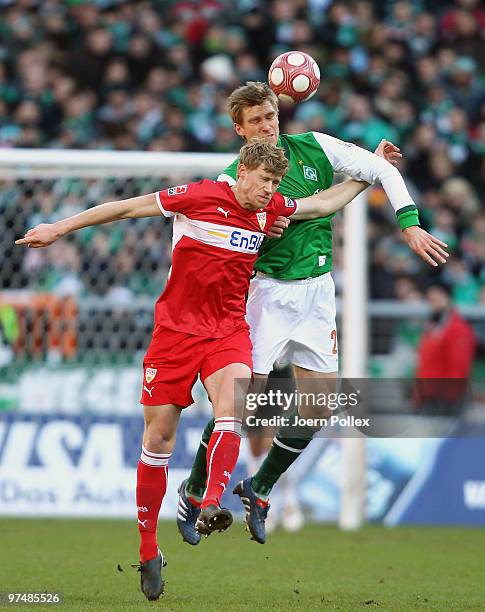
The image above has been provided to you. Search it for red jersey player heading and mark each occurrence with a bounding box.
[15,141,400,600]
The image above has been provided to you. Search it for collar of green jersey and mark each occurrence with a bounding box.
[278,135,291,161]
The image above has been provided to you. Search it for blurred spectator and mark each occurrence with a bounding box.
[440,177,480,225]
[414,282,476,413]
[341,94,399,150]
[65,27,115,91]
[442,256,481,304]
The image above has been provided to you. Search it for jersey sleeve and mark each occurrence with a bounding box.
[217,157,238,186]
[312,131,420,228]
[156,181,200,217]
[275,193,298,217]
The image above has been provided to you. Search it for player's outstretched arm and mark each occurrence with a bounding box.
[266,139,401,238]
[15,193,160,248]
[309,133,449,266]
[290,179,369,220]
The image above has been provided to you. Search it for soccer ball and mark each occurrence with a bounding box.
[268,51,320,104]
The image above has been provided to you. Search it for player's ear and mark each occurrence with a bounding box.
[234,123,245,138]
[237,163,247,179]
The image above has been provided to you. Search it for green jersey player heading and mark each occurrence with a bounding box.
[219,81,446,270]
[177,82,448,547]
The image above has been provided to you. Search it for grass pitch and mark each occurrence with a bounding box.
[1,519,484,611]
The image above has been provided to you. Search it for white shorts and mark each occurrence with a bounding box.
[246,272,338,375]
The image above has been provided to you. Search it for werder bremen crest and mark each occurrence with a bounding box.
[145,367,157,383]
[257,212,267,231]
[303,165,318,181]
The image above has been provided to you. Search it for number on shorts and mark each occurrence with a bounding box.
[331,329,337,354]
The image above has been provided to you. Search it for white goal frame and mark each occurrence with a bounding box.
[0,147,368,528]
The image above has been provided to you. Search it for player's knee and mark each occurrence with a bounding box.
[213,395,244,419]
[214,403,240,420]
[143,424,176,454]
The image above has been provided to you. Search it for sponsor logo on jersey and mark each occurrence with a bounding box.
[145,368,157,383]
[207,230,229,239]
[256,212,267,231]
[206,227,264,252]
[286,198,295,208]
[230,230,264,252]
[303,165,318,181]
[174,217,265,254]
[168,184,188,196]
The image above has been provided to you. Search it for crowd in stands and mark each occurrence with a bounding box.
[1,0,484,308]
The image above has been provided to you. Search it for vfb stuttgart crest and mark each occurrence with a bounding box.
[256,212,267,231]
[145,367,157,383]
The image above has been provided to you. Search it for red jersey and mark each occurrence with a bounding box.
[155,179,297,337]
[415,309,476,405]
[416,310,476,379]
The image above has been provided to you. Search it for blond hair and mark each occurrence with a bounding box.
[228,81,278,125]
[238,140,288,178]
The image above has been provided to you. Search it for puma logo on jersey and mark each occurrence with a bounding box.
[144,386,154,398]
[138,519,148,528]
[217,207,230,218]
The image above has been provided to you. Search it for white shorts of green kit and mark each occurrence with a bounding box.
[246,272,339,375]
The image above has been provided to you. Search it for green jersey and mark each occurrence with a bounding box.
[220,131,420,279]
[221,132,335,279]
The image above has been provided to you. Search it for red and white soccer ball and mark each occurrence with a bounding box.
[268,51,320,104]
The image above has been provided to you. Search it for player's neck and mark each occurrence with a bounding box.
[231,184,259,212]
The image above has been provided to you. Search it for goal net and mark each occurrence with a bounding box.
[0,149,232,370]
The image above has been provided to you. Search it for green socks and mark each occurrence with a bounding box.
[185,417,314,501]
[251,435,312,499]
[185,417,215,499]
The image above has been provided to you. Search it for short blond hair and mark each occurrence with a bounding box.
[228,82,278,125]
[238,140,288,178]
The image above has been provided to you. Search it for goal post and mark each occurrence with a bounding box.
[339,190,368,530]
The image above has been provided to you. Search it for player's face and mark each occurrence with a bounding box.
[234,101,280,145]
[237,164,282,210]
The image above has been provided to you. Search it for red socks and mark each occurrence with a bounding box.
[137,416,241,558]
[136,446,171,563]
[202,417,242,509]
